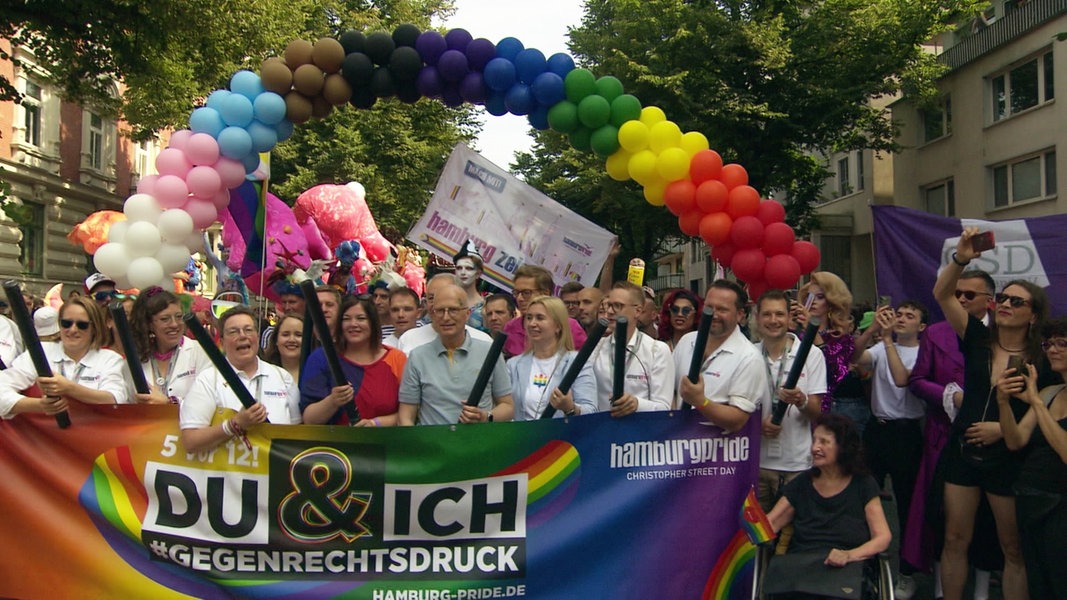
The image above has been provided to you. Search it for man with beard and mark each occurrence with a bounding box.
[576,287,604,335]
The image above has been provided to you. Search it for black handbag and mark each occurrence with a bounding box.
[959,389,1011,468]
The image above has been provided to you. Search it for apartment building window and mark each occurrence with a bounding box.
[991,50,1054,122]
[855,151,865,191]
[837,157,850,196]
[135,140,157,177]
[22,81,42,147]
[819,236,851,289]
[922,96,952,142]
[88,113,105,170]
[992,149,1056,207]
[19,202,45,276]
[923,179,956,216]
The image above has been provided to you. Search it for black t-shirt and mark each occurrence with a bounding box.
[955,315,1031,438]
[783,471,880,553]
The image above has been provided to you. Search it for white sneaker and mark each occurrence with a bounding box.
[894,574,917,599]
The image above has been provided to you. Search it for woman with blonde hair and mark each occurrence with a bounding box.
[507,296,597,420]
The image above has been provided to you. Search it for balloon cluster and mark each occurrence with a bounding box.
[93,193,199,290]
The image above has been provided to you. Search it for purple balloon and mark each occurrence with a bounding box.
[459,72,487,104]
[465,38,497,72]
[485,91,508,116]
[437,49,469,82]
[483,58,516,92]
[445,28,473,52]
[415,31,447,66]
[495,37,524,62]
[416,65,444,98]
[547,52,576,78]
[505,83,536,116]
[514,49,547,85]
[441,83,464,107]
[531,72,565,105]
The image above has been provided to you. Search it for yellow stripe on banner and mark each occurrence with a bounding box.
[97,455,144,538]
[528,445,579,493]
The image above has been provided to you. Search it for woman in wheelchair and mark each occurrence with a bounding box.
[763,413,892,599]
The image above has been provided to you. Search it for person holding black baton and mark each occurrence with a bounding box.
[128,287,213,405]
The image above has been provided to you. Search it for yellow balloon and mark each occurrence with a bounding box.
[605,150,632,181]
[648,121,682,154]
[617,120,649,153]
[680,131,710,156]
[656,147,691,182]
[639,106,667,127]
[644,179,667,206]
[628,150,658,185]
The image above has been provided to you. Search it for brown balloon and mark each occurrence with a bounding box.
[312,38,345,74]
[311,95,333,119]
[292,64,325,96]
[284,92,313,124]
[260,57,293,94]
[322,74,353,105]
[284,39,314,68]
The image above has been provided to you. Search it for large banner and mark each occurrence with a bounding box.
[0,404,759,599]
[872,204,1067,319]
[406,143,617,291]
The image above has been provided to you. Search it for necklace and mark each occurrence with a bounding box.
[997,340,1026,353]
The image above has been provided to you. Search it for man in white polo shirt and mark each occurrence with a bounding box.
[397,274,490,354]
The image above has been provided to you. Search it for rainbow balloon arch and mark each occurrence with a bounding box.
[91,24,820,296]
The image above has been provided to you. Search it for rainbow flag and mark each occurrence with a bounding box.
[739,485,775,545]
[228,179,267,278]
[703,529,756,599]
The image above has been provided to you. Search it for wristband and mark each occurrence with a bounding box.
[372,417,382,427]
[701,397,710,407]
[221,419,234,437]
[951,251,970,267]
[565,407,577,417]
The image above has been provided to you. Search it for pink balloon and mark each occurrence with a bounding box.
[210,189,231,210]
[186,133,221,166]
[293,183,386,250]
[214,157,247,190]
[183,199,218,230]
[168,129,194,151]
[361,233,394,262]
[154,175,190,209]
[186,165,222,198]
[136,174,159,196]
[156,148,193,178]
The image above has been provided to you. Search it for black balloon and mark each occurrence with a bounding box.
[392,24,421,48]
[396,81,422,104]
[349,87,377,109]
[339,30,366,55]
[389,46,423,82]
[365,32,396,66]
[370,66,396,97]
[341,52,375,85]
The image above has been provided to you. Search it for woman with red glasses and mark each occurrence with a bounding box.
[0,297,127,418]
[933,227,1051,600]
[657,289,702,351]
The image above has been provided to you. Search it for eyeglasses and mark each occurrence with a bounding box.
[115,293,137,301]
[605,301,638,313]
[1042,339,1067,352]
[342,314,370,323]
[224,327,258,338]
[995,293,1031,308]
[513,289,540,299]
[670,305,694,317]
[60,319,91,331]
[432,306,468,317]
[154,313,184,325]
[93,290,117,303]
[563,300,580,308]
[955,290,991,301]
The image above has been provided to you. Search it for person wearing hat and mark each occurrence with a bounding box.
[33,306,61,344]
[453,240,487,333]
[85,273,117,306]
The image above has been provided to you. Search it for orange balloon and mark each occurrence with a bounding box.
[720,163,749,189]
[67,210,127,254]
[726,185,760,219]
[664,180,696,216]
[690,149,723,184]
[695,179,728,213]
[699,212,733,246]
[678,210,703,237]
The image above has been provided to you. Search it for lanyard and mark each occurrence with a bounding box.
[58,360,87,387]
[151,344,180,392]
[762,337,794,406]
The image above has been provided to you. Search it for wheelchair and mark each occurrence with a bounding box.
[751,541,896,600]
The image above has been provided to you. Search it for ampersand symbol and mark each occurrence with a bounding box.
[278,447,372,543]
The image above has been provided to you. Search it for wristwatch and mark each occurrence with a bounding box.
[565,407,577,416]
[487,411,494,422]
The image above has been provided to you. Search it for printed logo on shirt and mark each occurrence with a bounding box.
[172,369,196,380]
[532,373,549,388]
[79,374,101,382]
[625,373,649,382]
[263,389,288,398]
[705,370,722,378]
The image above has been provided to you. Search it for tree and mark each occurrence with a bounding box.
[515,0,983,270]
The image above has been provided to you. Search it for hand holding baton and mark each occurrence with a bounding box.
[611,317,628,404]
[4,280,70,428]
[465,331,508,409]
[183,313,260,412]
[683,306,716,410]
[298,280,357,422]
[541,318,608,419]
[109,302,150,395]
[771,316,821,425]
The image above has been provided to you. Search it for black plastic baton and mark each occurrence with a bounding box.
[465,331,508,409]
[109,301,150,395]
[683,306,716,410]
[298,280,356,422]
[771,316,821,425]
[611,316,628,403]
[183,313,258,410]
[4,280,70,428]
[298,303,313,371]
[540,319,607,419]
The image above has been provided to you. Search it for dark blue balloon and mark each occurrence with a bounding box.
[531,72,565,105]
[528,105,550,130]
[485,91,508,116]
[504,83,536,116]
[459,72,487,104]
[445,28,473,52]
[437,49,469,82]
[416,66,443,98]
[441,82,464,107]
[483,58,516,92]
[514,48,547,85]
[547,52,576,78]
[415,31,447,66]
[495,37,524,62]
[465,38,497,72]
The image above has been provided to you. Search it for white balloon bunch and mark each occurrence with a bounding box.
[93,193,199,290]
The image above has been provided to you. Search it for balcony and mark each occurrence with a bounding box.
[941,0,1067,71]
[648,273,686,292]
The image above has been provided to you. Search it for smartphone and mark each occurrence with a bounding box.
[878,294,892,308]
[971,231,996,253]
[1007,354,1026,375]
[803,292,816,311]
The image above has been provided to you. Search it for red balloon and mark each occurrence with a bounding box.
[756,199,786,225]
[726,185,760,219]
[664,179,696,216]
[746,280,769,303]
[699,212,732,246]
[730,248,766,283]
[678,210,703,237]
[730,215,764,249]
[695,179,728,213]
[765,254,802,289]
[792,240,821,274]
[762,222,796,256]
[720,163,748,189]
[710,242,735,268]
[690,149,723,184]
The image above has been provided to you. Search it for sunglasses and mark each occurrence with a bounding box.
[995,293,1031,308]
[93,290,117,302]
[60,319,91,331]
[670,305,694,317]
[1042,339,1067,352]
[954,290,991,301]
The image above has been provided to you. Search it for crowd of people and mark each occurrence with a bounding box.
[0,228,1065,600]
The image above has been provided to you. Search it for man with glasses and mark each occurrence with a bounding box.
[84,273,117,305]
[503,265,586,357]
[398,284,513,426]
[560,282,584,320]
[397,274,491,354]
[180,306,301,453]
[592,281,674,416]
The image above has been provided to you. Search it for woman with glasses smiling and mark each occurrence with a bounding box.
[0,297,127,418]
[129,287,213,405]
[657,289,703,351]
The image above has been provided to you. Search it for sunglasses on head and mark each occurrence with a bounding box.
[954,290,991,301]
[60,319,91,331]
[670,305,694,317]
[995,293,1031,308]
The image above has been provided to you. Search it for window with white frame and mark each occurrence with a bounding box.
[990,50,1054,122]
[18,202,45,276]
[88,113,105,170]
[923,179,955,216]
[21,80,42,147]
[991,149,1056,208]
[135,139,157,177]
[921,95,952,142]
[837,157,850,196]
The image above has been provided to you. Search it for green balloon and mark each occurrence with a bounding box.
[590,124,620,158]
[577,94,611,129]
[609,94,642,128]
[564,69,598,103]
[595,76,624,102]
[547,101,580,133]
[569,126,593,153]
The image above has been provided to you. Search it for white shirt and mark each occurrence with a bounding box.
[0,344,127,418]
[0,315,25,367]
[869,342,924,420]
[673,326,768,413]
[396,324,492,355]
[179,358,301,429]
[128,337,214,403]
[592,329,674,412]
[755,334,828,472]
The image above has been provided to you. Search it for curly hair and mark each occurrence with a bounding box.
[811,413,868,477]
[800,271,853,334]
[129,287,182,363]
[657,289,703,344]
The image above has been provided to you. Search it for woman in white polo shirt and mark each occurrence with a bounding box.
[129,287,213,405]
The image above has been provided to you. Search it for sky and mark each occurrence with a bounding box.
[435,0,585,170]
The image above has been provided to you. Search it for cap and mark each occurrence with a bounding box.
[453,239,483,264]
[642,286,656,300]
[34,306,59,337]
[858,311,875,331]
[84,272,115,293]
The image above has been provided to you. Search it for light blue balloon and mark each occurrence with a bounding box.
[217,126,253,159]
[252,92,287,126]
[219,94,254,128]
[275,119,295,142]
[230,70,265,100]
[205,89,232,111]
[247,120,278,153]
[189,107,225,137]
[241,151,261,174]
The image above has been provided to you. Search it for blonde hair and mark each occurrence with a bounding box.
[525,296,574,353]
[60,297,110,350]
[800,271,853,333]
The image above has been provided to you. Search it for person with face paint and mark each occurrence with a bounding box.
[453,240,487,333]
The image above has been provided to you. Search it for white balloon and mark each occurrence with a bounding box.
[157,243,192,274]
[123,193,162,223]
[185,231,206,253]
[108,221,129,244]
[114,275,133,291]
[124,221,162,258]
[93,242,131,278]
[127,256,165,290]
[157,209,195,244]
[346,181,366,199]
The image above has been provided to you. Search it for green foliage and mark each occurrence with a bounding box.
[0,179,35,227]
